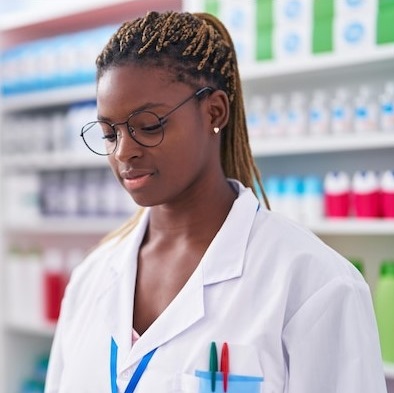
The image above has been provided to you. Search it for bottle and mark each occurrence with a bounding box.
[323,171,351,218]
[330,87,353,134]
[43,249,66,323]
[301,175,324,224]
[265,94,286,137]
[281,175,303,222]
[351,170,380,218]
[374,260,394,363]
[379,81,394,132]
[380,170,394,218]
[308,89,330,136]
[246,95,266,138]
[286,91,308,136]
[353,85,378,133]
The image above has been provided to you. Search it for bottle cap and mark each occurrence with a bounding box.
[380,261,394,276]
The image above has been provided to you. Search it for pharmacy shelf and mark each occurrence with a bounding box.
[251,133,394,157]
[2,152,107,170]
[5,217,394,236]
[240,45,394,82]
[5,319,56,338]
[2,84,97,112]
[0,0,181,48]
[5,217,127,235]
[309,219,394,236]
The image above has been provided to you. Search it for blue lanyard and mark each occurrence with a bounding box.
[110,337,157,393]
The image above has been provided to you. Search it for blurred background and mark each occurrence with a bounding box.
[0,0,393,392]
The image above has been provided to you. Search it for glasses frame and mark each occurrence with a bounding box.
[80,86,214,156]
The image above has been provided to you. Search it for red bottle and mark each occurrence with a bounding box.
[43,249,66,323]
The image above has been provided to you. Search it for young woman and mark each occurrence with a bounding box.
[45,11,387,393]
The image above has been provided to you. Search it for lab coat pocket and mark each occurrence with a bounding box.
[195,370,264,393]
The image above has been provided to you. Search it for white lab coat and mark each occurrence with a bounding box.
[45,180,387,393]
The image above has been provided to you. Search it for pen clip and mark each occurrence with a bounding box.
[209,342,218,392]
[220,342,229,392]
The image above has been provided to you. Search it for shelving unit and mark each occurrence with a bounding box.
[0,2,183,392]
[0,1,393,392]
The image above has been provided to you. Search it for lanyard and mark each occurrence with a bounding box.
[110,337,157,393]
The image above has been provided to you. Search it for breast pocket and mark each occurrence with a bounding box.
[192,342,264,393]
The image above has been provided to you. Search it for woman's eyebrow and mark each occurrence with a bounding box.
[97,102,167,122]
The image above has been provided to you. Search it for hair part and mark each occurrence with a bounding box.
[96,10,269,244]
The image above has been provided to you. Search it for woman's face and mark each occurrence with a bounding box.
[96,64,222,208]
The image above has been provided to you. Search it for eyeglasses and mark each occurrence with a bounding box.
[80,86,214,156]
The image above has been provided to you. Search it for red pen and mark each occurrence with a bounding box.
[220,342,229,392]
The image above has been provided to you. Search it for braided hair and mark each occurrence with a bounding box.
[96,11,269,243]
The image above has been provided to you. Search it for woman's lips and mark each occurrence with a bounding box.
[121,171,153,191]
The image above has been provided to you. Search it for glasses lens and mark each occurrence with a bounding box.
[81,121,116,156]
[128,111,164,147]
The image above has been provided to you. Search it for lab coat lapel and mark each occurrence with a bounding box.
[96,209,150,370]
[121,183,260,369]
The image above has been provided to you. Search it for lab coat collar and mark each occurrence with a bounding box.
[97,180,260,369]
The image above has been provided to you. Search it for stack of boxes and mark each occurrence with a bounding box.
[182,0,394,64]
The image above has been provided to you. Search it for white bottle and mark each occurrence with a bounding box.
[354,85,378,133]
[379,82,394,132]
[287,91,307,136]
[302,175,324,224]
[246,95,266,138]
[265,94,286,137]
[331,87,353,134]
[308,89,330,135]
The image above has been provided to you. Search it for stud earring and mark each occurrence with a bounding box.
[213,127,220,134]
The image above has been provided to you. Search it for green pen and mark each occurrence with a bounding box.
[209,342,218,392]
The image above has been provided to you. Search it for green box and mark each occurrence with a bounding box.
[312,18,333,54]
[313,0,334,19]
[377,7,394,44]
[256,27,274,61]
[378,0,394,8]
[256,0,273,28]
[204,0,220,16]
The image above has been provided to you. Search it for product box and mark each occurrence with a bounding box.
[312,17,334,53]
[334,14,376,53]
[377,3,394,44]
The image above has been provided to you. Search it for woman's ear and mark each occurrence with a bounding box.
[206,89,230,132]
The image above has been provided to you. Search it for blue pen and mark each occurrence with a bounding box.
[209,342,218,392]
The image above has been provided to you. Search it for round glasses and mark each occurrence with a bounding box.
[80,86,213,156]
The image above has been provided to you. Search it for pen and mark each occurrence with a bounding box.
[220,342,229,392]
[209,342,218,392]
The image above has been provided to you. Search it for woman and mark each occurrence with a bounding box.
[45,11,387,393]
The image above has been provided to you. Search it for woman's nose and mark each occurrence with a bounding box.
[114,126,142,161]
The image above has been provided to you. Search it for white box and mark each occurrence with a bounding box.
[334,14,376,53]
[274,0,312,26]
[274,25,311,60]
[335,0,377,17]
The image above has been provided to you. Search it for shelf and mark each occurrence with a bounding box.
[385,363,394,380]
[5,217,393,236]
[2,84,97,112]
[251,133,394,157]
[5,319,56,338]
[0,0,181,48]
[5,217,127,235]
[2,151,108,171]
[309,219,394,236]
[240,45,394,83]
